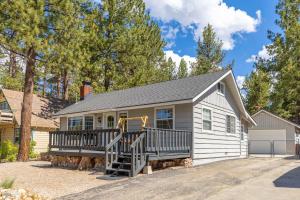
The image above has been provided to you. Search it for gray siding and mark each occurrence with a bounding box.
[250,111,296,154]
[127,108,154,131]
[193,81,246,165]
[175,104,193,131]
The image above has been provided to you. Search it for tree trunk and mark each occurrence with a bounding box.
[42,76,46,97]
[9,52,17,78]
[63,69,69,101]
[56,75,61,98]
[17,47,35,161]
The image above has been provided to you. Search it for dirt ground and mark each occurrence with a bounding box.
[1,158,300,199]
[58,157,300,200]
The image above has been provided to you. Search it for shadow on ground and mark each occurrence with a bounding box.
[273,166,300,188]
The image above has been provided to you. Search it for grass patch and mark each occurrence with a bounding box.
[0,178,15,189]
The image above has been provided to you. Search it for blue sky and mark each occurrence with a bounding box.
[144,0,280,87]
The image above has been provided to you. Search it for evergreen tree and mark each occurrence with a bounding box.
[0,0,87,161]
[243,63,271,115]
[177,58,188,79]
[191,24,225,75]
[159,57,176,81]
[266,0,300,123]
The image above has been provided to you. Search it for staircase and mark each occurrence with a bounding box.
[105,131,147,177]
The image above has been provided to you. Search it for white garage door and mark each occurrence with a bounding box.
[248,129,286,154]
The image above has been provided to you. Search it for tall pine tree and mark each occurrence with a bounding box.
[177,58,188,79]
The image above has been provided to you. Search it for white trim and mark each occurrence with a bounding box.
[252,110,300,129]
[154,105,175,129]
[225,114,236,134]
[192,70,231,102]
[103,112,117,129]
[83,115,94,130]
[55,99,191,118]
[201,105,213,133]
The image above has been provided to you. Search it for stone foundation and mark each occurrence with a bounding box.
[150,158,193,170]
[50,155,105,171]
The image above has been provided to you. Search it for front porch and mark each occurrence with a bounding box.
[49,127,192,176]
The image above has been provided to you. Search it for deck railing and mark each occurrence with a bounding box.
[49,129,120,152]
[144,127,192,156]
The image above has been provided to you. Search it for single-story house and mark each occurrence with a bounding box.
[53,69,256,169]
[0,89,67,153]
[248,110,300,155]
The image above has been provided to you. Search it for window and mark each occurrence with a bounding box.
[226,115,236,134]
[107,115,115,129]
[84,116,94,130]
[217,82,225,95]
[202,108,212,131]
[156,108,174,129]
[14,128,20,144]
[119,112,128,131]
[0,101,9,111]
[68,117,83,131]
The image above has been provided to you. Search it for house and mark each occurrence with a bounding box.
[248,110,300,155]
[51,69,256,176]
[0,89,67,153]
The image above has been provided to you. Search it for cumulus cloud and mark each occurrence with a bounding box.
[236,75,246,89]
[164,50,196,72]
[246,45,271,63]
[145,0,261,50]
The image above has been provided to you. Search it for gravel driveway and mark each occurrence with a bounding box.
[57,157,300,200]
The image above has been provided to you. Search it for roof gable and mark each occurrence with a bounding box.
[252,110,300,129]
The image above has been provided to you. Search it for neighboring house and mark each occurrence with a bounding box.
[0,89,67,153]
[249,110,300,155]
[54,69,256,166]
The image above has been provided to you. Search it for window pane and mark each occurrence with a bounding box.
[107,116,114,129]
[218,83,225,94]
[203,120,211,130]
[84,116,94,130]
[157,119,173,129]
[156,109,173,120]
[68,117,83,131]
[203,108,211,121]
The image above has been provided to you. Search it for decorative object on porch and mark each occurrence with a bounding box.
[117,116,150,132]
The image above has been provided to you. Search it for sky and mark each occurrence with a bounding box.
[144,0,280,88]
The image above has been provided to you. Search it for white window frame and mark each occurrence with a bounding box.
[226,115,236,134]
[118,111,128,132]
[83,115,94,130]
[154,105,175,129]
[67,116,83,131]
[202,106,213,133]
[104,112,117,129]
[217,82,225,96]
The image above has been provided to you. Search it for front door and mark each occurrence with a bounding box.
[104,112,116,129]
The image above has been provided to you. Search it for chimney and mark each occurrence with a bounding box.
[80,81,92,100]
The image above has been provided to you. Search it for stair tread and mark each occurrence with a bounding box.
[106,168,131,173]
[113,162,131,165]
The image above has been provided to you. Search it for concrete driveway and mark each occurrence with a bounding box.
[58,157,300,200]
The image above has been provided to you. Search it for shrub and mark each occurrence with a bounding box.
[0,140,18,162]
[0,178,15,189]
[29,141,38,159]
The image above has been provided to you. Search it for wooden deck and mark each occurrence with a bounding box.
[49,128,192,176]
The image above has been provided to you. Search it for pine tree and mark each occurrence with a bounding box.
[191,24,225,75]
[159,57,176,81]
[177,58,188,79]
[0,0,87,160]
[243,62,271,115]
[266,0,300,123]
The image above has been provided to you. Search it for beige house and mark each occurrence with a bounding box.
[0,89,66,153]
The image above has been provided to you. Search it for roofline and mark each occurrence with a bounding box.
[192,70,256,126]
[252,110,300,129]
[54,99,192,118]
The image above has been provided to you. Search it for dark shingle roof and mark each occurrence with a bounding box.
[55,70,230,116]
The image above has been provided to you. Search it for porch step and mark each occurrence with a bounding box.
[106,167,131,176]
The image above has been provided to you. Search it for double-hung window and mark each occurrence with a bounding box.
[68,117,83,131]
[217,82,225,95]
[226,115,236,134]
[156,107,174,129]
[202,108,212,131]
[84,116,94,130]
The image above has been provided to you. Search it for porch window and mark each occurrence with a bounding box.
[84,116,94,130]
[202,108,212,131]
[107,116,115,129]
[226,115,236,134]
[68,117,83,131]
[155,108,174,129]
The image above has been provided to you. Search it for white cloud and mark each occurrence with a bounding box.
[145,0,261,50]
[246,45,271,63]
[164,50,196,72]
[236,75,245,89]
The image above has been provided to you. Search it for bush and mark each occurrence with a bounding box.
[0,178,15,189]
[0,140,18,162]
[29,141,38,159]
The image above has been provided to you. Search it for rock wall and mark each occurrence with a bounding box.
[150,158,193,170]
[50,155,105,171]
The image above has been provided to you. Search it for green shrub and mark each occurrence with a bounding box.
[0,140,18,162]
[0,178,15,189]
[29,140,38,159]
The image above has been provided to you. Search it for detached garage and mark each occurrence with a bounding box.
[249,110,300,155]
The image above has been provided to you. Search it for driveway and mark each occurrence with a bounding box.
[58,157,300,200]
